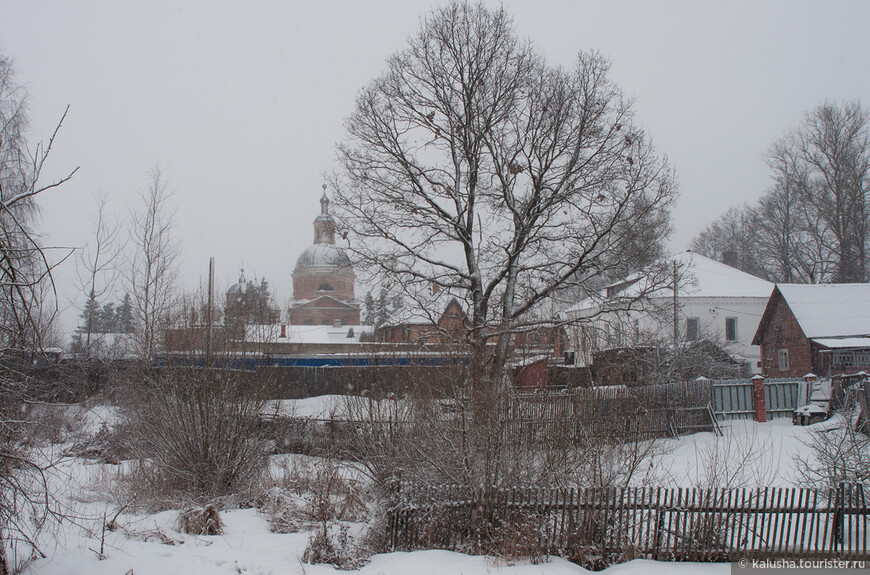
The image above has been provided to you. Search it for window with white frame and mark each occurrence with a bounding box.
[726,317,738,342]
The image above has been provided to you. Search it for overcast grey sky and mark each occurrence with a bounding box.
[3,0,869,333]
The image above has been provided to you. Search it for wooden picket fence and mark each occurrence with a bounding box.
[388,483,870,564]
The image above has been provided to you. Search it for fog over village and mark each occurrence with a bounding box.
[2,2,870,574]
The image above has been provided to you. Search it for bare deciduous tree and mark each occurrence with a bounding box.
[127,167,179,361]
[0,52,76,575]
[333,2,675,403]
[774,101,870,283]
[689,206,765,277]
[693,101,870,284]
[74,195,123,355]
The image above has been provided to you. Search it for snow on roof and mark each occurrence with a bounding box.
[564,250,773,315]
[670,251,774,299]
[293,243,352,272]
[776,283,870,338]
[245,323,372,344]
[812,337,870,350]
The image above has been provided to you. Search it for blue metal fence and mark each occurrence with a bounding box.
[710,377,804,420]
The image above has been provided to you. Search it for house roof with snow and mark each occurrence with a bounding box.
[564,250,774,316]
[668,251,774,299]
[753,283,870,343]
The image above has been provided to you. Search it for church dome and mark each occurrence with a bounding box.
[294,243,352,273]
[227,269,247,294]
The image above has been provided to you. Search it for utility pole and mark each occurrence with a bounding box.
[672,260,678,343]
[206,257,214,365]
[673,260,679,374]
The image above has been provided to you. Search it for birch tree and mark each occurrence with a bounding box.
[128,168,179,361]
[0,53,76,575]
[74,195,122,354]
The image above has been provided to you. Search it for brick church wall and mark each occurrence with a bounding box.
[293,273,355,302]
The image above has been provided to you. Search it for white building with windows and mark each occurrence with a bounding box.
[561,251,774,373]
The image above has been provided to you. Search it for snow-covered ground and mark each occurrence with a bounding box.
[29,513,730,575]
[263,395,406,420]
[20,405,831,575]
[652,417,815,488]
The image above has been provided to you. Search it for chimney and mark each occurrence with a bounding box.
[722,250,738,268]
[280,324,286,338]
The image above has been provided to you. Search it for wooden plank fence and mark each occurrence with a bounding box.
[506,381,719,440]
[264,377,819,458]
[388,483,870,564]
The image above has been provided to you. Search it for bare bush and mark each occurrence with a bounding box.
[490,511,548,565]
[338,366,666,564]
[344,372,664,493]
[120,366,270,508]
[69,421,132,465]
[794,405,870,489]
[273,457,371,570]
[685,424,780,490]
[259,458,367,534]
[302,523,366,570]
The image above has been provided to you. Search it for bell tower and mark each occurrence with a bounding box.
[313,184,335,245]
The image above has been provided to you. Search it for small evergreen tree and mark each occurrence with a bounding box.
[363,292,375,326]
[78,290,101,336]
[376,290,389,327]
[100,302,116,333]
[118,292,135,333]
[391,294,404,314]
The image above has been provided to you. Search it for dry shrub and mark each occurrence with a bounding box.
[794,405,870,489]
[262,457,372,569]
[340,368,665,566]
[259,487,306,533]
[120,366,270,508]
[491,511,548,565]
[70,422,133,464]
[259,458,367,533]
[618,541,639,563]
[177,504,223,535]
[302,524,366,570]
[25,403,87,445]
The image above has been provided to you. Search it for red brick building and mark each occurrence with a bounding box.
[289,188,360,326]
[377,297,566,359]
[752,284,870,378]
[377,298,468,344]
